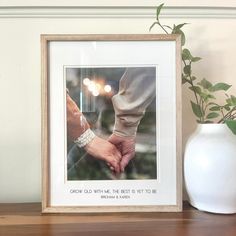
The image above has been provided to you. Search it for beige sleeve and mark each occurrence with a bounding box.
[112,67,156,137]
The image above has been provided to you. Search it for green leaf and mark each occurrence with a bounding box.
[226,95,236,106]
[179,29,186,46]
[184,65,191,75]
[209,106,221,111]
[208,102,219,106]
[162,24,173,30]
[226,120,236,135]
[210,83,232,92]
[230,95,236,103]
[198,93,215,103]
[226,98,233,106]
[156,4,164,21]
[191,76,197,81]
[182,74,190,84]
[206,112,219,119]
[191,101,203,118]
[197,78,212,90]
[182,77,188,84]
[200,92,208,101]
[173,28,185,46]
[182,49,201,62]
[224,105,231,111]
[189,86,202,95]
[182,48,192,60]
[175,23,188,30]
[207,94,216,99]
[191,57,202,62]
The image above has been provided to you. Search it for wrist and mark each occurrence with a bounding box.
[113,118,138,137]
[111,133,135,141]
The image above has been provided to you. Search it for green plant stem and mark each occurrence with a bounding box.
[159,20,201,114]
[220,108,225,120]
[204,103,210,115]
[183,60,200,106]
[227,111,236,120]
[158,22,169,34]
[218,107,236,123]
[159,20,202,119]
[202,99,209,122]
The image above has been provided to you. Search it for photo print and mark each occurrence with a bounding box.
[66,66,157,181]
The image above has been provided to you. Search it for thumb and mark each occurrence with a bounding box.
[108,134,121,145]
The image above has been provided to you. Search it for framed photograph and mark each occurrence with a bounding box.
[41,34,182,213]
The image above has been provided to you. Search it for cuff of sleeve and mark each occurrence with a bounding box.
[113,118,138,137]
[74,128,96,148]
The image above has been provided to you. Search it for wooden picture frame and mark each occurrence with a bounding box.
[41,34,182,213]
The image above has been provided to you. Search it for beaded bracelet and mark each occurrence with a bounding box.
[74,128,96,148]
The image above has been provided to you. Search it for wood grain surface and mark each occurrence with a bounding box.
[1,202,236,236]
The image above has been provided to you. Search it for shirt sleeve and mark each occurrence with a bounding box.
[66,94,90,141]
[111,67,156,137]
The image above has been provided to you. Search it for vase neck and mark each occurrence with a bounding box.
[197,124,228,134]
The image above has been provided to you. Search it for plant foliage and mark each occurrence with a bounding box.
[150,4,236,132]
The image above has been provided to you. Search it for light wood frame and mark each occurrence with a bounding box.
[41,34,182,213]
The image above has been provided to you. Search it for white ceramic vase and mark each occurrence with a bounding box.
[184,124,236,214]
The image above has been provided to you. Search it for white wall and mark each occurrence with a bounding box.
[0,1,236,202]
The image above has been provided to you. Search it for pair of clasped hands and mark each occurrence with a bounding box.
[67,94,135,174]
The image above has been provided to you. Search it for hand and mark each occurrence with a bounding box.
[108,134,135,172]
[67,94,121,173]
[84,136,122,173]
[66,94,89,141]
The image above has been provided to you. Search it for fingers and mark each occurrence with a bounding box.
[104,144,122,173]
[86,136,122,174]
[114,162,121,174]
[108,160,120,174]
[120,153,135,172]
[113,154,122,174]
[108,134,136,173]
[112,146,122,162]
[109,148,122,174]
[106,162,114,171]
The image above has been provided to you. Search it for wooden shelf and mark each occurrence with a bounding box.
[0,202,236,236]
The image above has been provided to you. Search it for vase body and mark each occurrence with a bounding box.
[184,124,236,214]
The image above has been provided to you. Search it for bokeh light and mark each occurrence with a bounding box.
[104,84,112,93]
[83,78,90,86]
[88,81,96,92]
[92,90,100,96]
